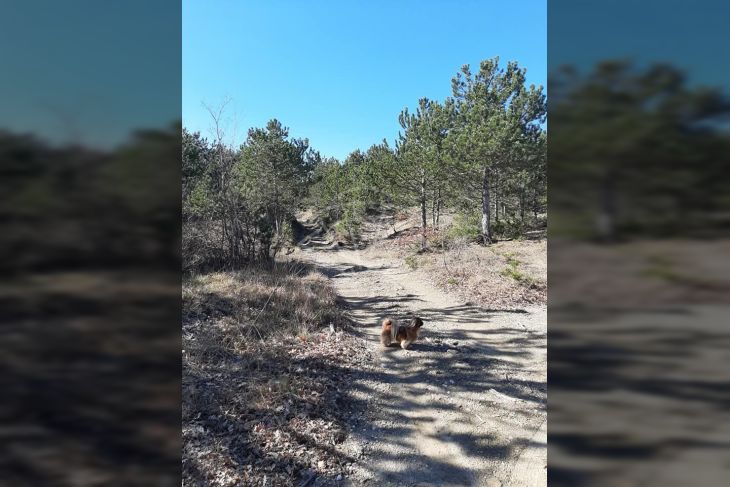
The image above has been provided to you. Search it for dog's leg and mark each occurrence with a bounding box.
[400,339,411,350]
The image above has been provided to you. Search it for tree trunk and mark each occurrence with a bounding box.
[420,171,427,250]
[436,188,442,228]
[519,189,526,222]
[481,166,492,245]
[494,177,500,223]
[221,217,229,269]
[431,192,437,227]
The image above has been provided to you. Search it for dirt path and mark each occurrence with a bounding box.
[297,229,546,486]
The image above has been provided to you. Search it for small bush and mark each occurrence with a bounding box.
[404,254,419,269]
[444,213,533,243]
[334,219,361,243]
[183,221,227,274]
[447,212,482,242]
[271,220,296,255]
[493,218,528,240]
[500,254,536,286]
[333,221,345,238]
[501,265,530,284]
[503,252,520,266]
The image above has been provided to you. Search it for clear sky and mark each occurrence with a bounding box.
[0,0,180,148]
[183,0,546,160]
[549,0,729,89]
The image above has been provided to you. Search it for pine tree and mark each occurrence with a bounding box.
[450,58,546,244]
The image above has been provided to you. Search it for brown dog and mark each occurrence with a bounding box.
[380,316,424,349]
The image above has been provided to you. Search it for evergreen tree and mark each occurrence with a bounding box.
[450,57,546,243]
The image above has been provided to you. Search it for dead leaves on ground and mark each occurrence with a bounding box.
[183,327,370,487]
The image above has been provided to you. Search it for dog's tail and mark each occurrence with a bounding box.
[381,318,394,346]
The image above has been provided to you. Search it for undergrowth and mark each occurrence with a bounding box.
[183,262,365,486]
[183,262,344,340]
[500,253,536,286]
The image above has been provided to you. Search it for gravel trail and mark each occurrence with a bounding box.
[298,233,547,487]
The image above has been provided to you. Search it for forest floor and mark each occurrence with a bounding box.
[293,213,547,486]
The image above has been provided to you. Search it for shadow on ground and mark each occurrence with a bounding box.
[549,305,730,485]
[2,271,180,485]
[297,258,547,485]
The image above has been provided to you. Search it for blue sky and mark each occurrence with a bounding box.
[550,0,729,88]
[0,0,180,148]
[183,0,547,159]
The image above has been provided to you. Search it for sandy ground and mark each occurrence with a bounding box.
[295,225,547,486]
[548,305,730,486]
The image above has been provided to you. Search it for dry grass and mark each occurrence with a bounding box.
[361,206,547,310]
[371,216,547,308]
[550,239,730,309]
[423,238,547,308]
[183,263,346,340]
[183,263,369,486]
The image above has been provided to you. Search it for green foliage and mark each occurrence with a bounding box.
[500,254,534,285]
[334,219,360,242]
[183,119,314,271]
[404,254,419,269]
[389,99,454,247]
[449,57,547,243]
[185,57,550,274]
[309,157,346,222]
[308,147,384,242]
[492,218,527,240]
[319,58,549,249]
[550,60,730,240]
[447,212,482,241]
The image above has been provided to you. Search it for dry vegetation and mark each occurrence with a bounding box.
[367,210,547,309]
[183,264,344,339]
[182,264,370,486]
[2,271,180,485]
[426,238,547,308]
[550,239,730,309]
